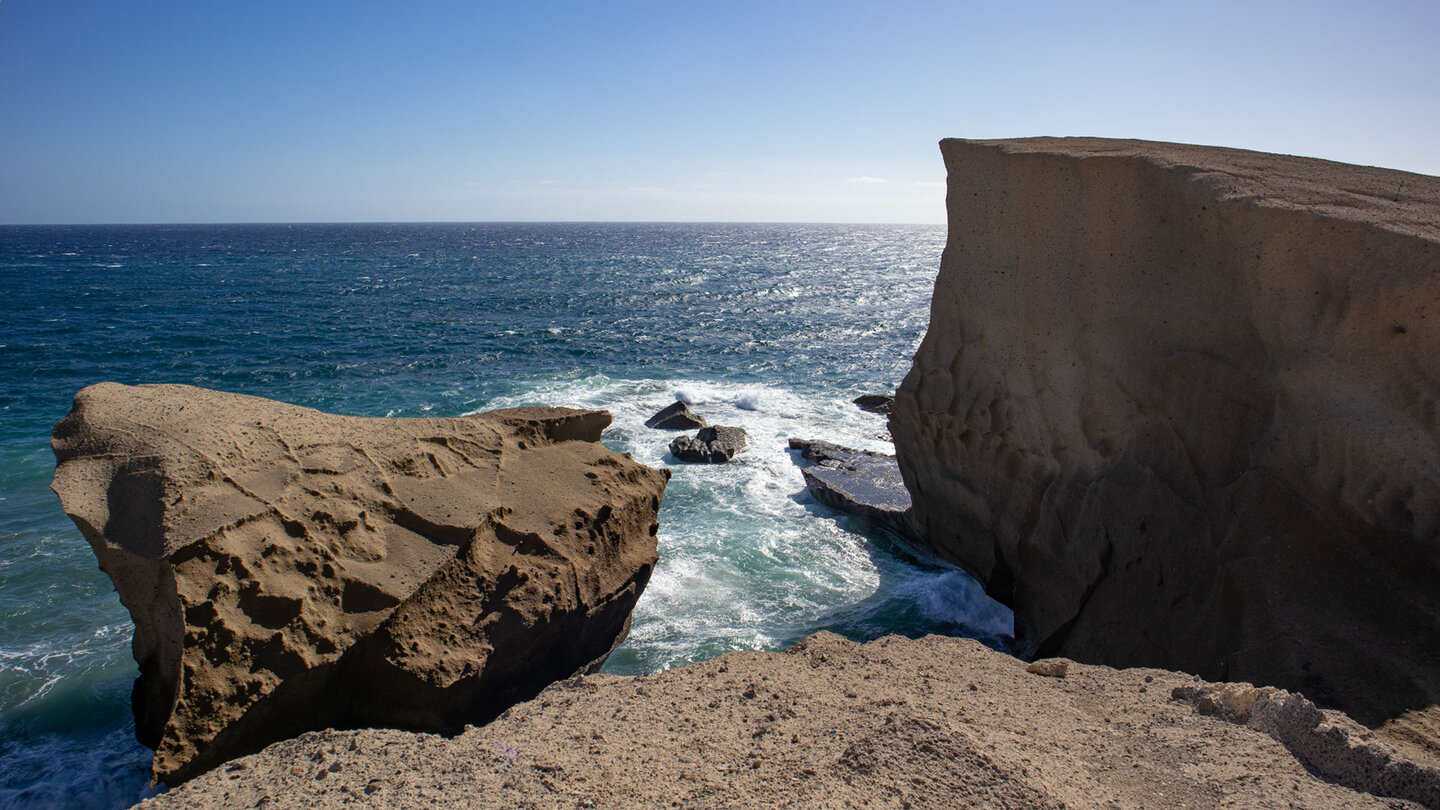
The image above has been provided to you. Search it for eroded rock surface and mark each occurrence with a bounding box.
[51,383,668,784]
[1174,683,1440,808]
[144,632,1440,810]
[891,137,1440,744]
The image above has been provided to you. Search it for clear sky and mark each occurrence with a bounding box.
[1,0,1436,224]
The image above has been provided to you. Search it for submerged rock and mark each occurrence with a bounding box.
[787,438,918,542]
[891,136,1440,741]
[852,394,894,414]
[644,401,708,430]
[50,382,669,785]
[669,425,749,463]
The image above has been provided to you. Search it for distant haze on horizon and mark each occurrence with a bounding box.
[1,1,1436,226]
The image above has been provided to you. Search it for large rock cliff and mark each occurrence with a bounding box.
[891,138,1440,746]
[51,383,668,784]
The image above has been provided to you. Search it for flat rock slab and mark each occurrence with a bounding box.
[50,383,669,785]
[789,438,918,541]
[143,632,1440,810]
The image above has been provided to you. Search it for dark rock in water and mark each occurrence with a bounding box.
[788,438,918,542]
[645,401,708,430]
[670,426,748,463]
[852,395,894,415]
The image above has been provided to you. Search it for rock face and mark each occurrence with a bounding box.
[669,425,748,463]
[787,438,918,542]
[644,401,708,430]
[891,137,1440,742]
[143,632,1440,810]
[50,383,669,785]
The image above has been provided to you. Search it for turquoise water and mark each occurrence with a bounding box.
[0,223,1011,807]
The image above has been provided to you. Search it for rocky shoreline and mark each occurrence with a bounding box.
[49,137,1440,807]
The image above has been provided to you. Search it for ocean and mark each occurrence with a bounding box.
[0,223,1011,808]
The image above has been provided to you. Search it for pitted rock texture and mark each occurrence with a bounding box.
[891,137,1440,745]
[50,383,668,785]
[143,632,1438,810]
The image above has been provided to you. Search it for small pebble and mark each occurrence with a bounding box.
[1026,659,1069,678]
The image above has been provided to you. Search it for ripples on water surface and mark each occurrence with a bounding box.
[0,223,1010,808]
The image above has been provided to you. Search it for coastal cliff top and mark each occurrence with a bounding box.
[942,137,1440,242]
[142,632,1437,809]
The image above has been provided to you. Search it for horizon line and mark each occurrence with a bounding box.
[0,219,947,228]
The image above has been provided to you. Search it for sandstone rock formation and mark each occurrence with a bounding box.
[644,401,708,430]
[141,632,1440,810]
[50,383,668,785]
[669,425,748,463]
[788,438,919,542]
[891,137,1440,748]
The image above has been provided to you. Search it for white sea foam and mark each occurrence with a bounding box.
[480,375,1010,673]
[733,393,763,411]
[0,623,133,708]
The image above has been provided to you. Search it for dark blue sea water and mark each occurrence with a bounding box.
[0,223,1010,808]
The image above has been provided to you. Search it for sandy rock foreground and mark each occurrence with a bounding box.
[145,632,1439,809]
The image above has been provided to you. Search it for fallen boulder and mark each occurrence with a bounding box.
[891,137,1440,746]
[787,438,918,542]
[669,425,748,463]
[644,401,708,430]
[50,382,669,785]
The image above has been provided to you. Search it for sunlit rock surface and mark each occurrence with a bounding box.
[51,383,668,784]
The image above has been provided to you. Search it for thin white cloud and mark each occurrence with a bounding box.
[845,176,888,185]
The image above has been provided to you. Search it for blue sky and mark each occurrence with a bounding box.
[1,1,1436,224]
